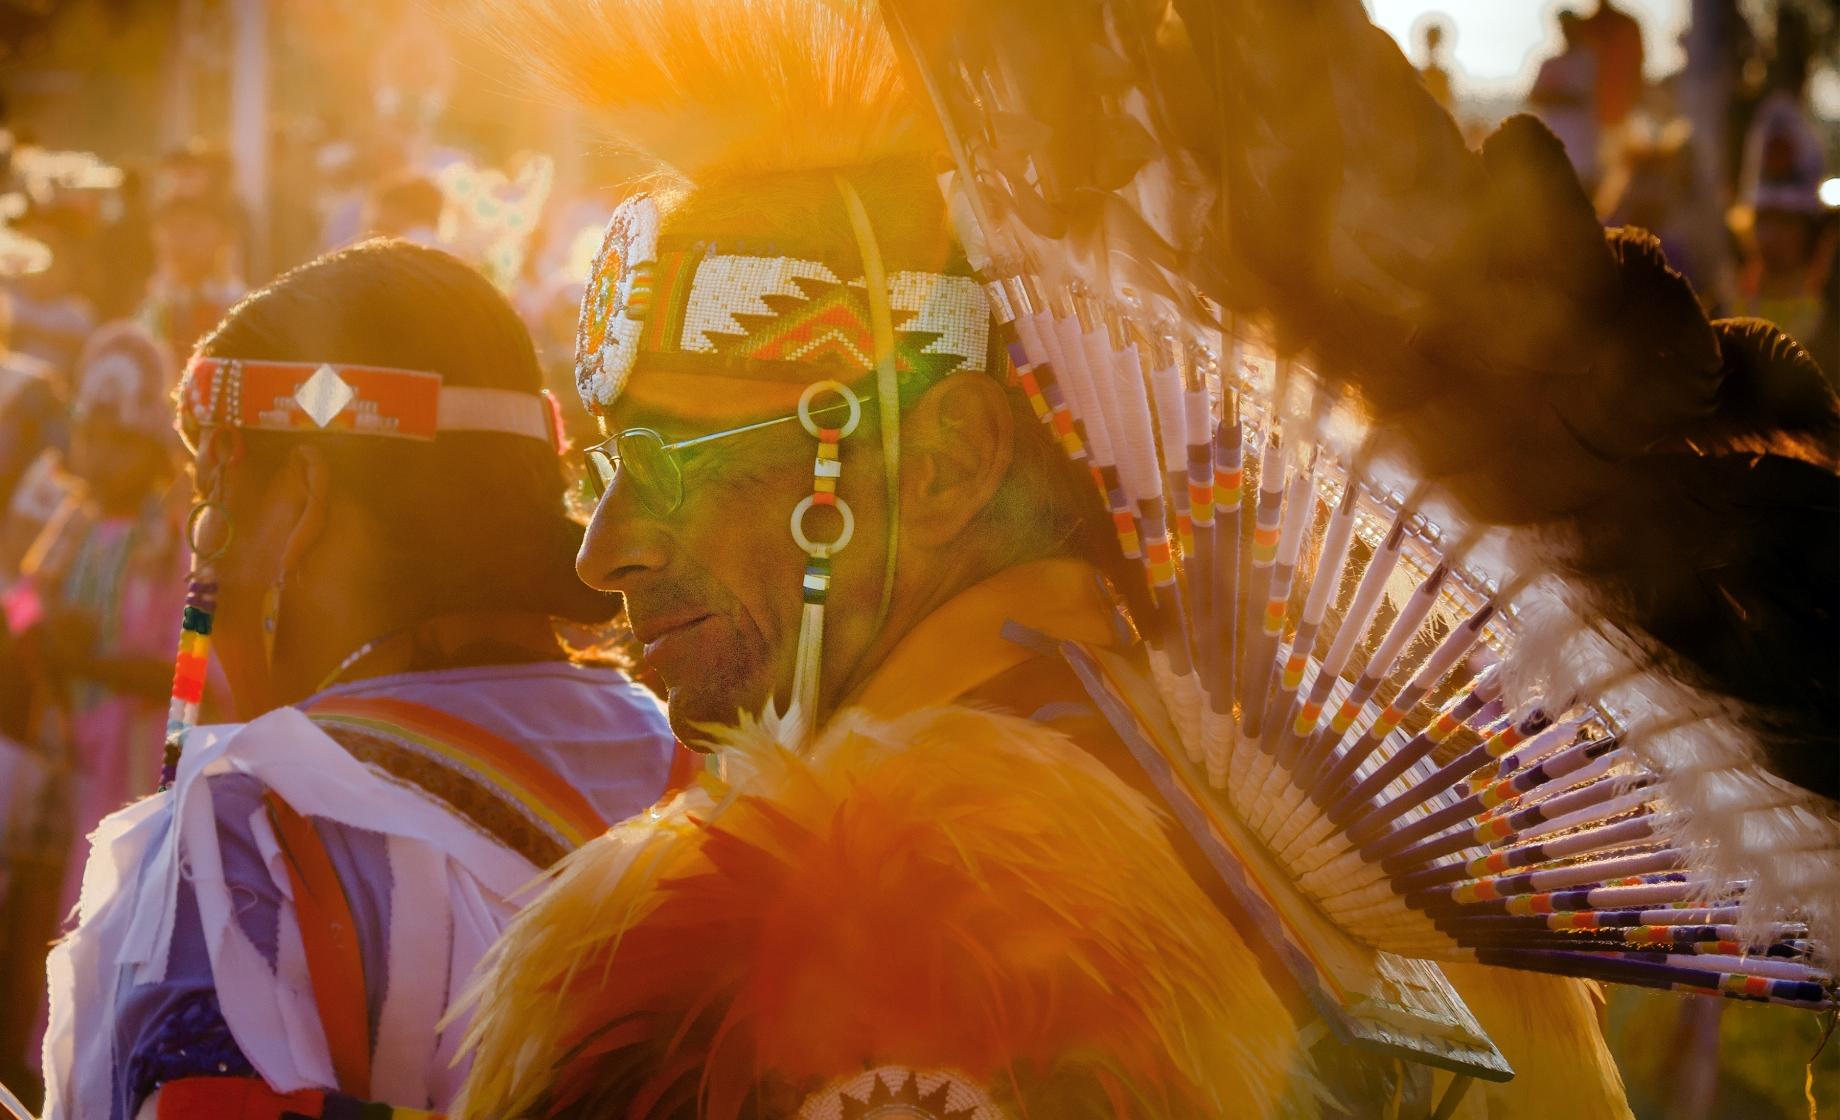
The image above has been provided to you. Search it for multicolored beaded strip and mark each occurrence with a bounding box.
[163,359,239,789]
[783,379,862,745]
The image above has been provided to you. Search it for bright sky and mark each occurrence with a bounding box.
[1365,1,1690,97]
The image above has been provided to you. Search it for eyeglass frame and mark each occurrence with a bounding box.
[582,392,875,516]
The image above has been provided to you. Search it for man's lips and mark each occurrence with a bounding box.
[637,613,714,665]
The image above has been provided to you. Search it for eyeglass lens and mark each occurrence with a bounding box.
[616,429,679,514]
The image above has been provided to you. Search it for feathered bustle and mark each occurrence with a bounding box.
[881,0,1840,803]
[454,706,1326,1118]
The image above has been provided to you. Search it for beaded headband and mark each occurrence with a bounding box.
[180,357,562,449]
[573,194,992,416]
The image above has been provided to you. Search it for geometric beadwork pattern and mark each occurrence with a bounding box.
[574,194,990,415]
[700,273,981,387]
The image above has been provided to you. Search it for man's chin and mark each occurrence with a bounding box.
[663,681,772,747]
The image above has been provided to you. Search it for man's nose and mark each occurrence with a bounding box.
[576,474,669,592]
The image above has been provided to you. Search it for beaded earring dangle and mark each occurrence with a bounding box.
[781,379,863,746]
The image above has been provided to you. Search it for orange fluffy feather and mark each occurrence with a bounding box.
[454,706,1327,1118]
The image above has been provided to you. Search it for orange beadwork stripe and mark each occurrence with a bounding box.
[1281,654,1307,690]
[1370,706,1404,739]
[638,253,691,352]
[173,653,209,703]
[1486,724,1528,757]
[1479,779,1516,809]
[304,696,609,847]
[1466,851,1512,877]
[1720,974,1769,997]
[1329,700,1359,734]
[1293,702,1322,735]
[1474,815,1515,843]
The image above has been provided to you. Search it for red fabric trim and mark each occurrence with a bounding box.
[155,1077,326,1120]
[264,793,373,1097]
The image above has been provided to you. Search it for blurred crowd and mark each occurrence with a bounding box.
[1418,1,1839,379]
[0,46,617,1089]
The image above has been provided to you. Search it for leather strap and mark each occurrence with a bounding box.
[263,792,373,1098]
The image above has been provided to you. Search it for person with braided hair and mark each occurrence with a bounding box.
[41,242,679,1120]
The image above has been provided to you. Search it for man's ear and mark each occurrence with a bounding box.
[276,443,332,579]
[900,374,1014,547]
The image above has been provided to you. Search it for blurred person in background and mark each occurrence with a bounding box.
[1729,8,1835,378]
[94,168,155,322]
[0,322,186,1095]
[0,254,70,1104]
[138,193,244,360]
[1528,10,1602,190]
[0,290,67,525]
[41,240,679,1120]
[364,171,445,245]
[1578,0,1645,141]
[152,142,248,277]
[5,200,97,374]
[267,116,330,281]
[1417,18,1454,112]
[1601,119,1716,296]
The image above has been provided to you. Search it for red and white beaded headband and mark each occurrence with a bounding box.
[573,193,992,415]
[180,356,563,450]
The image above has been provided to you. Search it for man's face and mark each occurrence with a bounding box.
[576,375,886,742]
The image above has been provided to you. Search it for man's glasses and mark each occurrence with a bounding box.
[583,394,872,517]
